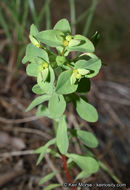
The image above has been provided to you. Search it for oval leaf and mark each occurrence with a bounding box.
[56,115,69,154]
[22,43,49,64]
[75,58,101,78]
[75,171,91,180]
[26,63,39,77]
[68,154,99,174]
[48,93,66,119]
[54,18,71,33]
[56,70,78,94]
[36,105,51,118]
[32,84,45,95]
[77,130,98,148]
[76,97,98,122]
[39,172,56,185]
[67,35,95,53]
[36,30,64,47]
[26,94,50,112]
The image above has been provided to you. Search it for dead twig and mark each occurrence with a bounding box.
[0,160,25,188]
[0,116,41,124]
[0,150,34,160]
[95,93,130,106]
[4,32,17,92]
[3,126,51,140]
[45,154,65,189]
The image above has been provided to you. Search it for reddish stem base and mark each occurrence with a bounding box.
[61,154,76,190]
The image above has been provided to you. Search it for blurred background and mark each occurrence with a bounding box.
[0,0,130,189]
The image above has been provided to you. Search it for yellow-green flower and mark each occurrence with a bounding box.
[70,68,90,85]
[63,40,69,47]
[38,62,49,72]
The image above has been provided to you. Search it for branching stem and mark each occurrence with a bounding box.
[61,47,65,56]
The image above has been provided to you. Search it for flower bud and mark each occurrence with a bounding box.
[76,73,81,79]
[78,68,90,75]
[65,35,72,42]
[35,43,41,48]
[42,62,49,69]
[63,40,69,47]
[38,62,49,71]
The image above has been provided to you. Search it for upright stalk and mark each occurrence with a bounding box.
[45,0,51,29]
[69,0,76,35]
[83,0,99,36]
[69,0,76,58]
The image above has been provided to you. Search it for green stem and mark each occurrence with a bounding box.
[53,120,58,135]
[45,0,51,29]
[69,0,76,35]
[28,0,39,28]
[83,0,99,36]
[61,47,65,56]
[74,9,89,25]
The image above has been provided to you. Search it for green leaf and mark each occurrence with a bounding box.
[34,138,56,154]
[36,105,51,118]
[37,66,55,94]
[34,138,56,165]
[54,18,71,33]
[37,81,54,95]
[78,68,90,75]
[30,24,39,36]
[48,93,66,119]
[56,70,78,95]
[22,43,49,64]
[67,154,99,174]
[75,58,101,78]
[76,97,98,122]
[29,24,40,46]
[56,115,69,154]
[99,161,121,184]
[37,68,49,83]
[39,172,56,185]
[75,171,91,180]
[32,84,44,95]
[70,73,76,85]
[25,94,50,112]
[80,52,98,59]
[91,31,100,46]
[49,66,55,85]
[56,56,66,66]
[26,63,39,77]
[77,78,90,94]
[69,39,80,47]
[67,35,95,53]
[43,184,61,190]
[36,30,64,47]
[77,130,98,148]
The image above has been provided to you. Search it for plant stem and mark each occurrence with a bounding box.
[83,0,98,36]
[69,0,76,58]
[61,154,76,190]
[69,0,76,35]
[45,0,51,29]
[61,47,65,56]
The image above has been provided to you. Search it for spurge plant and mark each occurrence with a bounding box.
[22,18,102,189]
